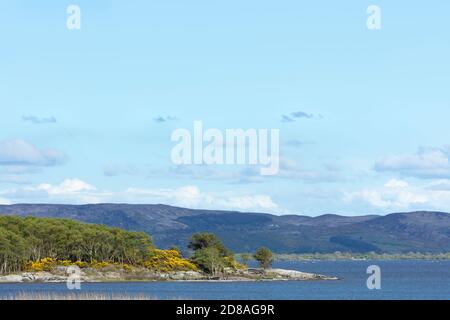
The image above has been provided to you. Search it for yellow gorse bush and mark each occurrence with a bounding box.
[224,256,246,270]
[144,249,197,272]
[58,260,73,267]
[122,264,132,272]
[91,261,110,269]
[26,257,57,272]
[74,261,89,268]
[26,258,93,271]
[25,256,196,273]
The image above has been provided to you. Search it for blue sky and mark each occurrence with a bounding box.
[1,1,450,215]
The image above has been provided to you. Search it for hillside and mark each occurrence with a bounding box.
[1,204,449,254]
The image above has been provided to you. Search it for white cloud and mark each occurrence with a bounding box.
[384,179,409,189]
[0,197,11,205]
[344,179,450,210]
[226,195,278,211]
[124,185,279,212]
[124,185,213,208]
[0,139,66,167]
[375,146,450,179]
[0,179,281,212]
[426,180,450,191]
[36,179,97,195]
[2,179,101,204]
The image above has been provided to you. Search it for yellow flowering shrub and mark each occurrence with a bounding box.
[25,259,149,272]
[224,256,246,270]
[57,260,73,267]
[26,257,57,272]
[91,261,110,269]
[144,249,197,272]
[74,261,88,268]
[122,264,132,272]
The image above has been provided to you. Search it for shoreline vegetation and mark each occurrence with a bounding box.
[0,267,337,283]
[272,252,450,261]
[0,216,336,283]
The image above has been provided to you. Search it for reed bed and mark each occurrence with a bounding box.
[2,292,157,300]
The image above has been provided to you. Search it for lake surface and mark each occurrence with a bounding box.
[1,260,449,300]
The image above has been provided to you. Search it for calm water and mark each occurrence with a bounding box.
[0,260,449,300]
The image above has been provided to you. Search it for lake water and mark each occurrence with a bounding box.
[0,260,449,300]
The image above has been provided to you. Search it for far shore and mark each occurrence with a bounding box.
[272,252,450,261]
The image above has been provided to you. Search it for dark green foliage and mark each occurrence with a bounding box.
[0,216,153,274]
[188,233,235,276]
[253,247,273,269]
[188,232,232,257]
[190,247,226,276]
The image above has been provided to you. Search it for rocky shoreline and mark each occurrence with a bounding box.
[0,267,338,283]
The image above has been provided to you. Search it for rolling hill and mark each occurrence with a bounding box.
[0,204,449,254]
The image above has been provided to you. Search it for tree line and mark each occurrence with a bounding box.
[0,216,153,274]
[0,216,274,275]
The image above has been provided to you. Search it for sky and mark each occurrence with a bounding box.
[0,1,450,215]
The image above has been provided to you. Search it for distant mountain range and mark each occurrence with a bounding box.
[1,204,449,254]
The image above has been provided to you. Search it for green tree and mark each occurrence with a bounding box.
[253,247,273,269]
[188,233,237,275]
[191,247,225,277]
[188,233,231,257]
[0,216,155,274]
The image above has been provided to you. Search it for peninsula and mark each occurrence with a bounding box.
[0,216,337,283]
